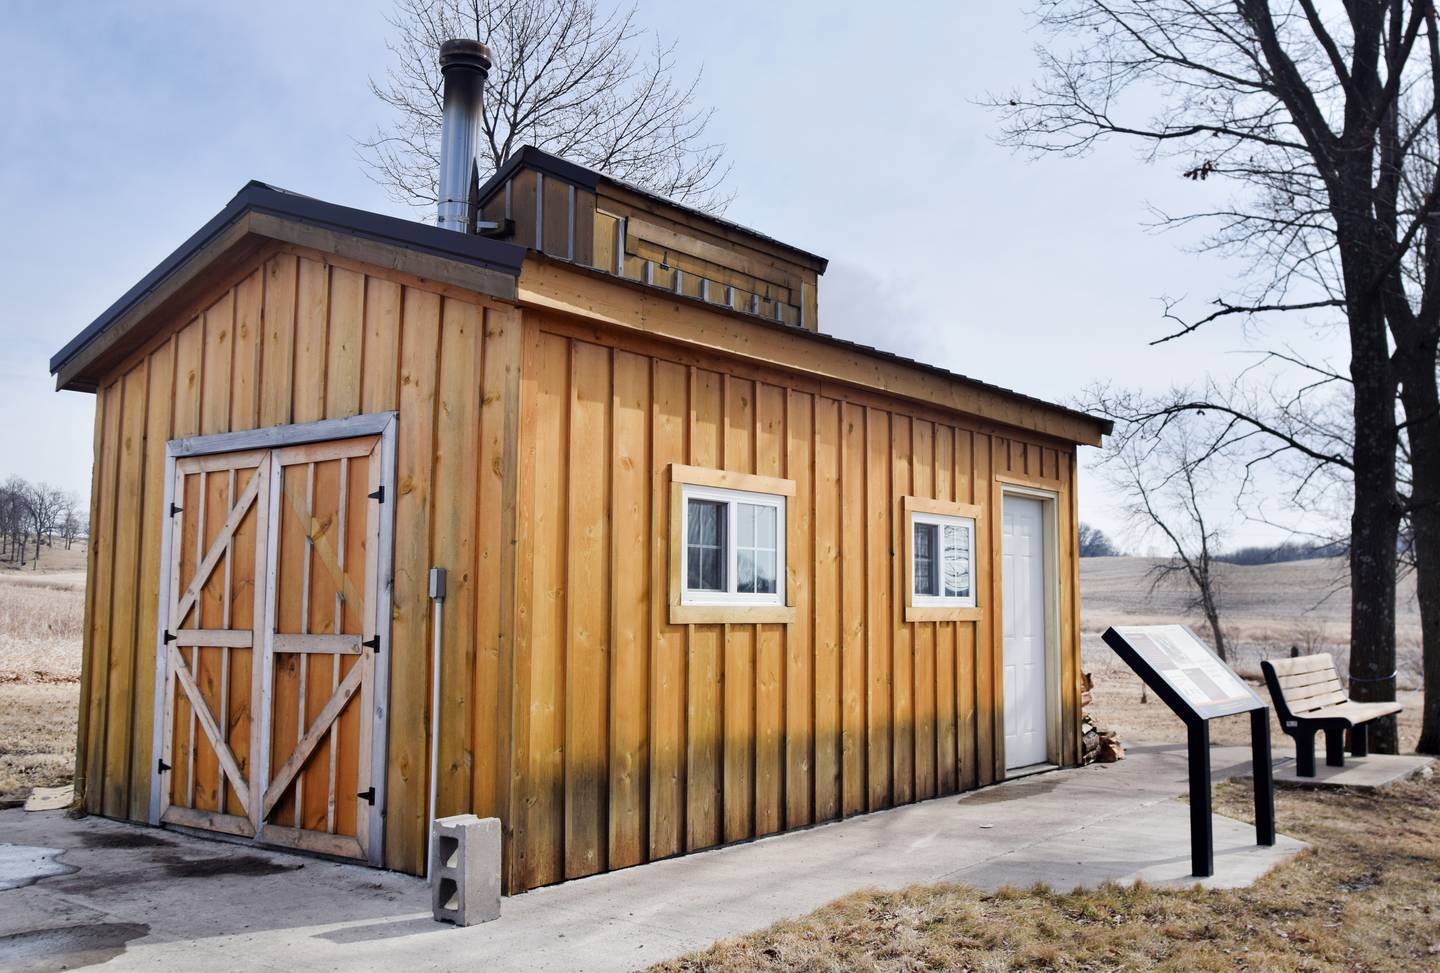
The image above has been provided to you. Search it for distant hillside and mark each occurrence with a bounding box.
[1079,555,1420,640]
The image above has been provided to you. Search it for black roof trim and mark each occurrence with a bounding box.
[475,145,829,271]
[50,181,527,375]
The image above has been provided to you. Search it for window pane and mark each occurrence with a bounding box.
[699,546,724,590]
[943,523,971,598]
[913,523,938,596]
[758,505,776,547]
[687,499,726,591]
[689,499,723,545]
[737,550,756,593]
[756,551,776,593]
[738,503,755,548]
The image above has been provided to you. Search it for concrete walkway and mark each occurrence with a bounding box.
[0,744,1304,972]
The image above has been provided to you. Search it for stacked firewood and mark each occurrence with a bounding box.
[1080,672,1125,764]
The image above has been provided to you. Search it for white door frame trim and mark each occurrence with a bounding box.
[148,412,397,867]
[997,482,1063,774]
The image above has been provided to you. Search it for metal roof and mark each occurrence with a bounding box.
[50,181,526,376]
[475,145,830,271]
[50,177,1107,439]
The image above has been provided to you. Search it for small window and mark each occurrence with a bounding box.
[909,509,976,609]
[681,484,786,607]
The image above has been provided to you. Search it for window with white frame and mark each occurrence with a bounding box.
[681,484,786,606]
[910,510,976,607]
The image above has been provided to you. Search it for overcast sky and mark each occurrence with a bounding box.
[1,1,1350,549]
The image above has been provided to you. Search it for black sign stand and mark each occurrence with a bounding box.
[1102,626,1276,877]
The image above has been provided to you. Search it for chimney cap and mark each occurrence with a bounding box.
[440,38,492,74]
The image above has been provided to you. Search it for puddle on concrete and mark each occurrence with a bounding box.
[0,922,149,973]
[161,854,300,880]
[0,845,78,891]
[76,830,176,850]
[50,851,301,895]
[958,777,1061,806]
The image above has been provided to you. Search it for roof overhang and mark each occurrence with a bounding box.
[51,181,526,392]
[516,254,1111,447]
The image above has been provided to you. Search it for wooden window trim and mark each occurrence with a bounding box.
[902,495,983,622]
[668,464,797,625]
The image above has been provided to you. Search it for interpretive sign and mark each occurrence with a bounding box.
[1110,625,1264,718]
[1102,625,1275,877]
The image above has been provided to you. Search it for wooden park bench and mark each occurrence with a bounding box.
[1260,653,1403,777]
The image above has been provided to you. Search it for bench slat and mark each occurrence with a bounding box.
[1291,690,1349,714]
[1268,653,1335,678]
[1304,700,1404,724]
[1278,667,1340,691]
[1285,678,1345,704]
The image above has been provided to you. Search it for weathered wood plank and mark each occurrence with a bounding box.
[383,285,441,874]
[431,298,483,827]
[648,359,688,860]
[565,339,611,878]
[784,389,813,830]
[686,368,723,851]
[812,396,842,822]
[754,382,785,836]
[865,408,892,811]
[609,349,649,869]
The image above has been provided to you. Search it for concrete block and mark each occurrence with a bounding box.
[431,814,501,926]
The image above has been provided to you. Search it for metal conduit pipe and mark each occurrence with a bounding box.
[425,566,447,882]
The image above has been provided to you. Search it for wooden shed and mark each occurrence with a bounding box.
[53,147,1109,893]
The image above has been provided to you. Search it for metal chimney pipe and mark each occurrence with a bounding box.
[437,39,491,232]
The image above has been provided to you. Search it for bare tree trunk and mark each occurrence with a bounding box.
[1398,340,1440,754]
[1203,600,1227,663]
[1348,299,1401,753]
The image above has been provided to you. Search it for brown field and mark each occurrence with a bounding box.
[1079,556,1428,752]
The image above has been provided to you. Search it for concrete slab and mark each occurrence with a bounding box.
[0,745,1306,973]
[1269,752,1435,790]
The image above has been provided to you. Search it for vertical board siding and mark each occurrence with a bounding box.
[76,249,513,879]
[509,313,1081,893]
[79,250,1083,894]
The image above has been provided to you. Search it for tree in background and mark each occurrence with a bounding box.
[0,477,78,569]
[363,0,730,213]
[60,502,85,551]
[1078,523,1121,558]
[994,1,1440,753]
[1100,413,1233,662]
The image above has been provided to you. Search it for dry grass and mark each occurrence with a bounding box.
[0,683,78,800]
[650,774,1440,972]
[0,572,85,683]
[0,571,83,802]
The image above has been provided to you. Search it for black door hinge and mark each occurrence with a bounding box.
[157,759,171,774]
[163,630,177,644]
[368,486,385,503]
[363,636,381,654]
[170,503,183,516]
[357,787,376,805]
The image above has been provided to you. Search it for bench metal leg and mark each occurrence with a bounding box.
[1325,728,1346,768]
[1295,729,1317,777]
[1349,724,1369,757]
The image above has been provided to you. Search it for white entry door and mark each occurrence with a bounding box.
[1002,495,1050,770]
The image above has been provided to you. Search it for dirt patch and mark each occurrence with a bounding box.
[0,922,148,973]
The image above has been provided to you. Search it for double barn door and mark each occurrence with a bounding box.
[151,431,391,864]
